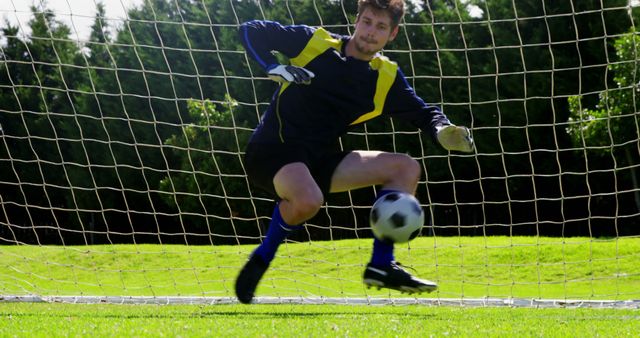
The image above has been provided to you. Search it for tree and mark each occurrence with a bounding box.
[440,0,638,235]
[2,0,637,243]
[0,4,88,244]
[567,31,640,215]
[159,96,254,244]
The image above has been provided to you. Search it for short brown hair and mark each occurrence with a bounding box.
[357,0,405,28]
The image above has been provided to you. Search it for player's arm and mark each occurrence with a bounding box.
[238,20,315,84]
[384,69,475,153]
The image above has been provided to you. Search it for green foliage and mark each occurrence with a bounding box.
[1,0,639,243]
[567,31,639,151]
[0,5,94,243]
[159,97,254,242]
[566,29,640,214]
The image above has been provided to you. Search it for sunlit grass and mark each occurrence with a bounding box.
[1,236,638,300]
[1,303,638,337]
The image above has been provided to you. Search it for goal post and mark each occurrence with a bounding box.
[0,0,639,306]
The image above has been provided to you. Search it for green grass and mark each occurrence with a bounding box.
[1,237,639,337]
[1,302,639,337]
[1,236,639,300]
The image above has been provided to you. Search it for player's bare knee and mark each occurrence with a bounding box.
[395,154,421,183]
[406,156,422,182]
[291,190,323,221]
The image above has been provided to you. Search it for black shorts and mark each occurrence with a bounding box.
[244,142,351,198]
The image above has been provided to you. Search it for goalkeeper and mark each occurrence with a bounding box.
[235,0,474,304]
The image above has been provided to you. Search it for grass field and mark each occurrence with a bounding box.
[2,236,639,300]
[1,302,639,337]
[1,236,639,336]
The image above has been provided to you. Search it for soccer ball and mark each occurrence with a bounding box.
[370,192,425,243]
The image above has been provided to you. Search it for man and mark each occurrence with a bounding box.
[235,0,474,304]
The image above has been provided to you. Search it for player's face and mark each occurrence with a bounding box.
[351,7,399,60]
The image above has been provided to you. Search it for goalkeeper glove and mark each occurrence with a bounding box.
[267,65,315,85]
[436,124,475,153]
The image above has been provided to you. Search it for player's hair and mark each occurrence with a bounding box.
[357,0,405,28]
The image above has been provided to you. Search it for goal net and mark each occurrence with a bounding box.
[0,0,639,307]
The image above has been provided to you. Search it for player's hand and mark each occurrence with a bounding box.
[436,124,475,153]
[267,65,315,85]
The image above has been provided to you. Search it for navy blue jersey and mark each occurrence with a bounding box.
[239,20,450,147]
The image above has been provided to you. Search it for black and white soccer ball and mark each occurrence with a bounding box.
[370,192,425,243]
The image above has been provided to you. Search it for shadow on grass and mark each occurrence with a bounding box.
[1,305,440,320]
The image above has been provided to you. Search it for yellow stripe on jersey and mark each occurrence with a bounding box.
[291,28,343,67]
[276,27,398,141]
[276,28,342,141]
[278,28,342,95]
[349,55,397,125]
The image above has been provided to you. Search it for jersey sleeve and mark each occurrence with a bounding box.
[383,68,451,140]
[238,20,316,71]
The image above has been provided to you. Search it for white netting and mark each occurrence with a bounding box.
[0,0,638,305]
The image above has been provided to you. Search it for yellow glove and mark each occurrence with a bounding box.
[436,124,475,153]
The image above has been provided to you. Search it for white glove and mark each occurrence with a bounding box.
[267,65,315,85]
[436,124,475,153]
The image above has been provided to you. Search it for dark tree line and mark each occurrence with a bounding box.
[0,0,638,245]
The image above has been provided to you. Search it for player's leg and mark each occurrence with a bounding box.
[329,150,421,194]
[329,150,413,267]
[273,162,324,224]
[329,150,437,294]
[252,162,323,263]
[236,159,323,304]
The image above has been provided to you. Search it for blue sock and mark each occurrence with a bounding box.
[253,202,297,263]
[370,237,395,268]
[369,189,397,267]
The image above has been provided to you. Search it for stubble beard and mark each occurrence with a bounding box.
[354,37,379,58]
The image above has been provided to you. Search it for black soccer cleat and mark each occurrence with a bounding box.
[363,261,438,294]
[235,254,269,304]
